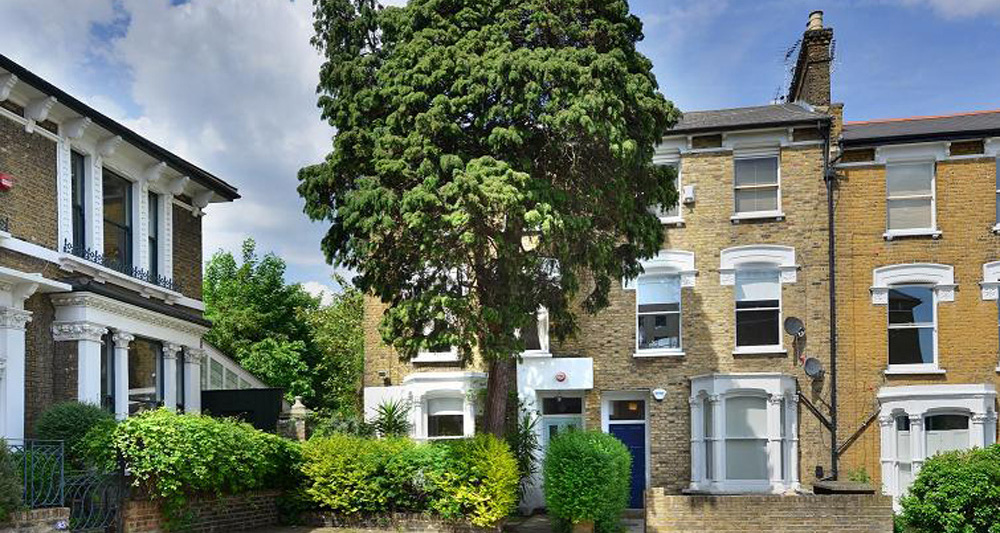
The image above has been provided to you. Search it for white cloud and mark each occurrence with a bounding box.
[301,281,336,306]
[898,0,1000,19]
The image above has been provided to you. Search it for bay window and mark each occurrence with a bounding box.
[886,162,935,235]
[426,397,465,439]
[735,270,781,350]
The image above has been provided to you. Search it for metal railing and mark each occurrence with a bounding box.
[0,215,9,233]
[4,439,65,509]
[63,240,183,293]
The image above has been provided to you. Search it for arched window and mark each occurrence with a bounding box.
[872,264,954,374]
[720,246,797,355]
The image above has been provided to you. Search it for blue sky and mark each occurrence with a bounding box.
[1,0,998,300]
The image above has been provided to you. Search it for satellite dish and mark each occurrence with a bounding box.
[803,357,825,379]
[784,316,806,338]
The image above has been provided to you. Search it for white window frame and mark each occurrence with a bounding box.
[884,161,937,239]
[877,384,997,509]
[519,307,550,357]
[886,284,938,374]
[731,149,782,221]
[871,264,955,375]
[413,321,460,363]
[979,260,1000,371]
[689,373,798,494]
[425,394,467,440]
[720,245,797,356]
[623,250,696,358]
[734,268,782,354]
[654,160,683,225]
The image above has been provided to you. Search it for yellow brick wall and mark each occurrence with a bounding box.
[834,156,1000,486]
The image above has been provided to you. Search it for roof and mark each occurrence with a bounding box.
[669,102,829,134]
[0,54,240,201]
[842,109,1000,145]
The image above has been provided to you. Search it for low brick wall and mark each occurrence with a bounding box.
[303,512,495,533]
[0,507,70,533]
[646,490,894,533]
[123,490,280,533]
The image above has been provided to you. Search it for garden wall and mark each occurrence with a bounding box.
[645,490,893,533]
[0,507,70,533]
[122,491,279,533]
[303,512,495,533]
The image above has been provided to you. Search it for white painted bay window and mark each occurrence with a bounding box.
[885,162,936,237]
[426,396,465,439]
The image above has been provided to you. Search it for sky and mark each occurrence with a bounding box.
[1,0,998,301]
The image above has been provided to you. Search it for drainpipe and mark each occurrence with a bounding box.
[822,118,839,480]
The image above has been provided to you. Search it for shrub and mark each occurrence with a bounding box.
[98,409,301,521]
[505,407,540,500]
[371,399,411,438]
[900,444,1000,533]
[300,434,518,527]
[33,402,115,468]
[0,441,22,524]
[309,410,374,438]
[544,430,631,533]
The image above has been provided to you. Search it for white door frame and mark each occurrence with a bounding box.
[601,390,652,496]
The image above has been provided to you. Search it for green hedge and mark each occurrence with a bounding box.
[34,401,115,468]
[83,409,300,520]
[900,444,1000,533]
[300,434,518,527]
[0,441,21,524]
[543,430,631,533]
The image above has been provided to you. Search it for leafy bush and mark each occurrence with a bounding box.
[0,441,22,524]
[33,402,115,467]
[900,444,1000,533]
[371,399,411,438]
[505,406,539,500]
[91,409,300,521]
[300,434,517,527]
[544,430,631,533]
[309,410,374,438]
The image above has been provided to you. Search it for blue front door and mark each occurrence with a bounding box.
[609,423,646,508]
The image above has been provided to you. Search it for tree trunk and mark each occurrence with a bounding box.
[483,356,515,436]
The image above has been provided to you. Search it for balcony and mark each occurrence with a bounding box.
[62,240,183,294]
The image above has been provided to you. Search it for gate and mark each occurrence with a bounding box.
[64,468,126,532]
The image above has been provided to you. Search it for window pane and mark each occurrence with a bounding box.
[926,415,969,457]
[888,286,934,324]
[609,400,645,421]
[225,369,239,389]
[703,398,713,438]
[736,270,780,301]
[148,192,159,278]
[428,397,464,415]
[428,414,464,437]
[725,439,768,480]
[103,170,132,266]
[638,275,680,306]
[129,338,160,414]
[898,463,912,496]
[886,162,932,196]
[637,311,680,349]
[522,313,541,351]
[735,187,778,213]
[736,308,780,346]
[887,198,932,230]
[71,152,86,248]
[100,332,114,412]
[735,157,778,187]
[888,327,935,365]
[925,414,969,431]
[542,396,582,415]
[210,360,223,389]
[726,396,767,438]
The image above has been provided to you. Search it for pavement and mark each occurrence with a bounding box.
[253,513,645,533]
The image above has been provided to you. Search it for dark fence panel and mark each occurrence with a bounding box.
[202,388,285,432]
[5,439,65,509]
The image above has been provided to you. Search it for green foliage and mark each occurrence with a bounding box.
[371,399,412,438]
[505,404,540,500]
[846,467,872,485]
[310,411,374,438]
[301,434,517,527]
[300,0,680,430]
[900,444,1000,533]
[101,409,301,522]
[0,441,22,524]
[544,430,631,533]
[203,239,364,414]
[33,401,115,468]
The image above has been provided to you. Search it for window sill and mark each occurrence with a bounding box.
[412,353,460,364]
[634,349,685,358]
[733,346,787,357]
[883,229,941,241]
[884,366,946,376]
[992,224,1000,235]
[659,217,685,227]
[730,211,785,223]
[521,350,552,359]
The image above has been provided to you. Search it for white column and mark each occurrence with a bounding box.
[161,343,181,411]
[878,415,896,498]
[909,415,925,476]
[53,321,108,406]
[786,393,800,488]
[410,392,424,439]
[0,307,32,441]
[688,396,703,489]
[183,347,205,413]
[971,412,988,448]
[766,394,783,490]
[710,395,724,487]
[111,331,133,420]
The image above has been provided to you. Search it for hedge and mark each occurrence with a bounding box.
[543,430,631,533]
[300,434,518,527]
[34,401,115,468]
[0,441,21,524]
[900,444,1000,533]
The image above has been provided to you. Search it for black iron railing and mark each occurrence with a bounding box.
[63,240,183,293]
[0,215,9,233]
[4,439,65,509]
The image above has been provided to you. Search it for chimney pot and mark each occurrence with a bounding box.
[807,10,824,31]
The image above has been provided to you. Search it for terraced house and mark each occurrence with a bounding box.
[0,54,240,442]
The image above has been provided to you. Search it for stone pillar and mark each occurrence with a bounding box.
[971,411,988,449]
[161,343,181,411]
[409,391,423,439]
[878,415,896,499]
[688,396,703,489]
[0,307,32,441]
[709,395,724,487]
[111,331,133,420]
[766,394,783,489]
[183,347,205,413]
[290,396,310,441]
[53,321,108,406]
[909,415,925,476]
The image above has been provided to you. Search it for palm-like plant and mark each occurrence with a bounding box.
[372,398,412,438]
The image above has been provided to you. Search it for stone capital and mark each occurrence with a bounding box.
[0,307,33,330]
[162,342,183,359]
[52,321,107,342]
[112,331,135,348]
[183,347,207,364]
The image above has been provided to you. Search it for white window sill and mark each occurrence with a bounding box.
[658,216,685,227]
[883,229,941,240]
[521,350,552,359]
[412,352,460,364]
[991,223,1000,235]
[730,211,785,223]
[634,349,685,358]
[884,366,946,376]
[685,481,793,495]
[733,345,787,356]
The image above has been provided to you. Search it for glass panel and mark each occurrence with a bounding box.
[200,357,208,390]
[148,192,159,279]
[896,416,911,460]
[128,338,160,414]
[736,308,780,346]
[888,327,935,365]
[704,441,714,480]
[239,378,252,390]
[428,397,464,415]
[428,414,464,437]
[888,286,934,324]
[210,360,224,389]
[735,187,778,213]
[100,332,114,413]
[734,157,778,187]
[726,396,767,438]
[103,170,132,267]
[637,311,680,349]
[886,162,932,196]
[725,439,768,480]
[898,463,913,496]
[225,369,239,389]
[703,398,713,438]
[736,270,780,301]
[542,397,583,415]
[925,414,969,431]
[71,151,86,248]
[887,198,932,230]
[638,275,680,306]
[926,420,969,457]
[176,355,184,411]
[609,400,645,421]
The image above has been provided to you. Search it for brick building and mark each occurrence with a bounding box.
[0,53,242,441]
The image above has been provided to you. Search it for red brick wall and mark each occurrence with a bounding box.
[122,491,280,533]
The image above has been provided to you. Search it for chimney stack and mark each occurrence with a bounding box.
[787,10,833,107]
